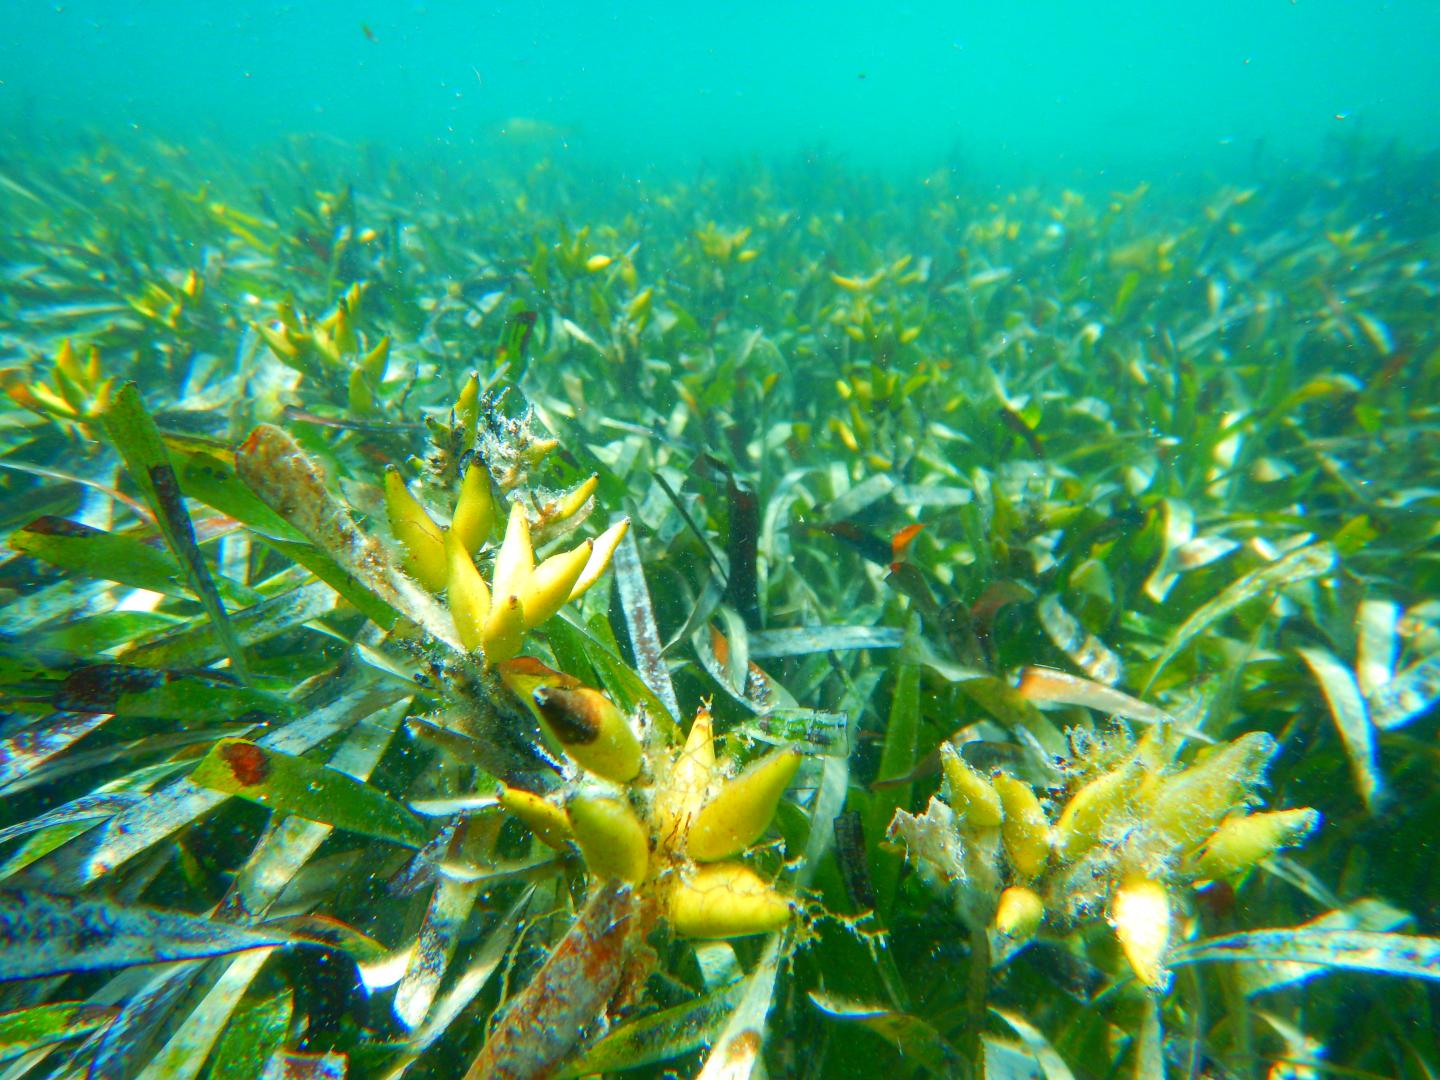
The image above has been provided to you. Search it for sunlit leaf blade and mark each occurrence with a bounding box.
[0,792,142,847]
[745,625,902,657]
[989,1007,1076,1080]
[1037,594,1123,685]
[0,891,290,981]
[558,981,746,1077]
[1369,652,1440,730]
[696,930,789,1080]
[101,381,250,680]
[1172,928,1440,982]
[1144,543,1336,691]
[1297,646,1385,812]
[189,738,428,849]
[1016,666,1175,727]
[1354,598,1399,697]
[393,876,481,1031]
[1235,898,1412,996]
[810,992,967,1079]
[135,949,273,1080]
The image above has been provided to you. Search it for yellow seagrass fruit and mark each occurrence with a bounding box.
[384,468,447,592]
[994,885,1045,941]
[1146,732,1276,851]
[531,686,642,784]
[454,372,479,452]
[686,745,801,862]
[1110,876,1171,991]
[668,863,791,939]
[569,795,649,884]
[939,743,1003,827]
[1052,758,1139,862]
[446,531,491,653]
[1187,808,1321,881]
[993,774,1050,880]
[451,462,495,554]
[655,705,716,843]
[525,539,594,627]
[498,785,571,849]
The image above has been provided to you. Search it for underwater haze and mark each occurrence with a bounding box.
[3,2,1440,1080]
[5,0,1440,177]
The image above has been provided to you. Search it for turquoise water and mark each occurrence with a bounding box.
[6,1,1439,176]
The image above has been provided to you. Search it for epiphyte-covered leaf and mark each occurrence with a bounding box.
[189,738,428,848]
[0,1001,116,1055]
[0,712,109,791]
[209,991,293,1080]
[0,890,289,982]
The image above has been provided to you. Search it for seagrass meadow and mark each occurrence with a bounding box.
[1,123,1440,1080]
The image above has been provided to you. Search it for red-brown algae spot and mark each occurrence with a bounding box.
[726,1029,762,1062]
[220,741,270,785]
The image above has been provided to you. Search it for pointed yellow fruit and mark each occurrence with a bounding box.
[1052,759,1139,862]
[1187,808,1321,881]
[687,746,801,862]
[993,775,1050,880]
[585,253,614,272]
[525,539,593,627]
[256,321,299,361]
[384,468,448,592]
[532,686,642,783]
[333,303,358,356]
[994,885,1045,941]
[939,744,1003,827]
[569,795,649,884]
[347,368,375,416]
[543,474,599,526]
[446,530,491,652]
[482,593,527,665]
[451,463,496,554]
[1110,877,1171,991]
[569,518,629,601]
[55,340,83,382]
[454,372,480,451]
[655,705,716,842]
[360,335,390,380]
[490,502,534,610]
[498,785,572,849]
[667,863,792,939]
[1146,732,1277,851]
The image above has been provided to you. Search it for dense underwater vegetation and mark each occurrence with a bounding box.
[2,3,1440,1071]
